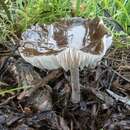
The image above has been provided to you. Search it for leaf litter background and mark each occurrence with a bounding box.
[0,25,130,130]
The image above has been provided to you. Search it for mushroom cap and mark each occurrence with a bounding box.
[19,17,112,70]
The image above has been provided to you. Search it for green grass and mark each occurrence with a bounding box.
[0,86,31,96]
[0,0,130,43]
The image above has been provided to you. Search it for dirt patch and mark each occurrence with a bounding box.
[0,43,130,130]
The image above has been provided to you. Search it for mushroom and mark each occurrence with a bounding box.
[19,17,112,103]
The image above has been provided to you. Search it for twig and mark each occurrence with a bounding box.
[0,95,16,106]
[0,81,9,86]
[106,89,130,106]
[101,61,130,83]
[108,72,115,89]
[112,69,130,83]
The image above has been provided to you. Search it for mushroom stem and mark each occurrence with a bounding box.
[70,66,80,103]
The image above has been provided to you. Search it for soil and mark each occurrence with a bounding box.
[0,42,130,130]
